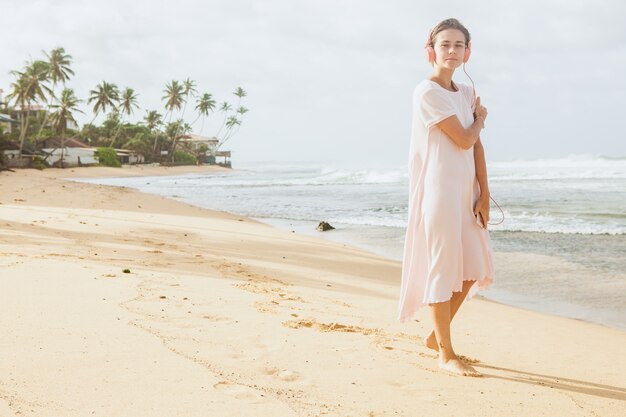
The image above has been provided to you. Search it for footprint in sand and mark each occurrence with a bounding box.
[213,380,265,401]
[263,367,301,382]
[282,319,382,337]
[202,315,231,322]
[213,380,235,390]
[277,370,300,382]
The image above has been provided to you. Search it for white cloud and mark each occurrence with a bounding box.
[1,0,625,164]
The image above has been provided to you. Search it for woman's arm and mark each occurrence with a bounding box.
[473,137,491,227]
[436,115,484,150]
[473,138,490,196]
[435,96,487,150]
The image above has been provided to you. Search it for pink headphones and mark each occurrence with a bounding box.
[424,29,471,63]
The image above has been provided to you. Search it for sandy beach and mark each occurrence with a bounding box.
[0,166,624,417]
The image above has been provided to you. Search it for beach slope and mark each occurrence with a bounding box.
[0,167,624,416]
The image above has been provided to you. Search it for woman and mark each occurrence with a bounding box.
[397,18,494,377]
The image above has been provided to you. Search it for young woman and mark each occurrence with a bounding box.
[397,18,494,377]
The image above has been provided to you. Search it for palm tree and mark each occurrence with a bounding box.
[168,78,197,155]
[7,76,29,153]
[7,60,52,157]
[88,81,120,126]
[221,106,248,144]
[233,86,247,108]
[119,87,139,117]
[217,115,241,149]
[38,47,74,138]
[192,93,216,135]
[110,87,139,146]
[46,47,74,85]
[162,80,184,122]
[215,101,232,138]
[219,113,243,148]
[144,110,163,157]
[180,77,197,122]
[164,119,184,162]
[144,110,163,132]
[236,106,249,117]
[49,88,83,168]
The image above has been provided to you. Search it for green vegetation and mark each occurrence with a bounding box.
[173,150,197,165]
[94,147,121,167]
[31,156,47,170]
[1,47,248,168]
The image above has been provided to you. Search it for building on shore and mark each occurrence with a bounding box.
[213,151,232,168]
[177,134,232,167]
[177,134,219,153]
[0,113,15,134]
[39,137,98,167]
[2,137,145,168]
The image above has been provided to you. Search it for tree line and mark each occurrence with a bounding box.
[0,47,248,167]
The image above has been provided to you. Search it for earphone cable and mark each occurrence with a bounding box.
[462,63,505,226]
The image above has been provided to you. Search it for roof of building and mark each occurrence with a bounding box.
[0,141,20,151]
[179,134,219,144]
[41,137,91,149]
[0,113,15,122]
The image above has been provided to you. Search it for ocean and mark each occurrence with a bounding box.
[75,155,626,331]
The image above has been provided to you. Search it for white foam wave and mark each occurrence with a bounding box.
[311,212,625,235]
[488,211,625,235]
[490,154,626,169]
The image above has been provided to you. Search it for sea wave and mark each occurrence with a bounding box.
[490,154,626,169]
[481,211,625,235]
[491,172,626,181]
[309,212,625,235]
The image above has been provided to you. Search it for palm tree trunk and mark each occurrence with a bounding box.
[88,112,99,127]
[170,95,189,149]
[216,112,229,138]
[60,124,65,169]
[169,138,177,164]
[152,131,159,160]
[220,124,240,149]
[36,82,56,140]
[109,116,125,147]
[19,106,31,160]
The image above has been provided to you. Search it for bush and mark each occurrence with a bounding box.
[94,147,121,167]
[31,155,48,170]
[173,150,197,166]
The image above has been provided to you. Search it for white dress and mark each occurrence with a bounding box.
[397,79,495,323]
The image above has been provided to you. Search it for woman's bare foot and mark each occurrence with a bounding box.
[438,357,482,377]
[423,331,439,352]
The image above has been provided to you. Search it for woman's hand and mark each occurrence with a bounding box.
[473,192,490,230]
[474,96,488,123]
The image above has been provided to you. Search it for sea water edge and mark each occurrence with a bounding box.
[72,156,626,331]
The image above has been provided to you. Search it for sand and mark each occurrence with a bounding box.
[0,166,624,417]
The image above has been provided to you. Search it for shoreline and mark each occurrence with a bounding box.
[1,166,624,416]
[48,166,626,331]
[64,167,626,333]
[252,217,626,333]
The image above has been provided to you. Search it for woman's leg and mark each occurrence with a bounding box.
[429,298,482,377]
[424,279,476,351]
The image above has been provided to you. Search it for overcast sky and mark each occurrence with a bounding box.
[1,0,625,165]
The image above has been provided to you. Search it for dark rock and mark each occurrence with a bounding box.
[317,221,335,232]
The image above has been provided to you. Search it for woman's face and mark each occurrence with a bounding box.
[432,28,467,69]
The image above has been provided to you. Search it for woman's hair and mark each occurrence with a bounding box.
[427,18,471,47]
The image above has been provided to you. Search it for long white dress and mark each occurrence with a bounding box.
[397,79,494,323]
